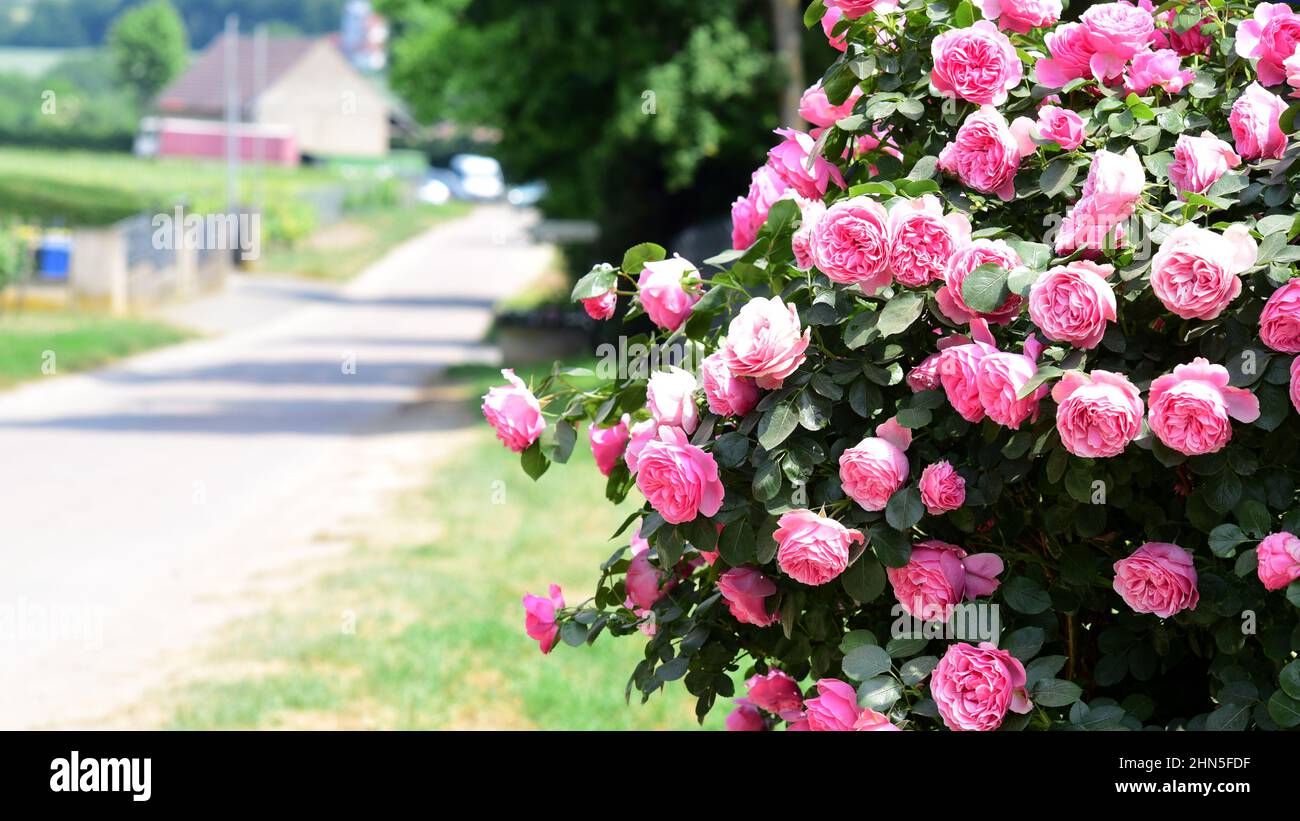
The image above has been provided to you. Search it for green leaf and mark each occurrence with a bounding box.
[877,291,926,337]
[521,442,550,480]
[1206,702,1251,731]
[802,0,828,28]
[907,155,939,180]
[711,432,749,469]
[621,242,666,274]
[757,402,800,450]
[1268,691,1300,728]
[752,461,782,501]
[868,524,912,568]
[856,676,903,712]
[885,486,924,530]
[1003,577,1051,614]
[560,620,588,647]
[571,263,618,301]
[961,262,1010,313]
[717,520,755,567]
[842,644,892,681]
[1205,471,1243,514]
[1016,365,1063,400]
[1281,660,1300,700]
[841,557,886,603]
[1004,626,1044,661]
[1039,159,1079,198]
[1032,678,1082,707]
[1208,523,1247,557]
[900,656,939,685]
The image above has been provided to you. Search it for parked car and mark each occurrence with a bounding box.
[416,154,506,204]
[507,181,548,207]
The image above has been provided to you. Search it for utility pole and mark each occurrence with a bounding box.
[224,14,241,219]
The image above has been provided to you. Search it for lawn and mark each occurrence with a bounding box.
[0,313,190,388]
[257,202,469,282]
[157,364,729,730]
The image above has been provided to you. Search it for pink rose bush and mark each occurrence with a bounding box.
[502,1,1300,732]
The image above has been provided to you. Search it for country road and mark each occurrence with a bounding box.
[0,205,551,728]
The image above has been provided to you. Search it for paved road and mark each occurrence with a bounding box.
[0,205,551,727]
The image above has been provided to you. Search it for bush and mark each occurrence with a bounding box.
[489,0,1300,731]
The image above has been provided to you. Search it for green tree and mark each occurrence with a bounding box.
[107,0,189,104]
[377,0,826,272]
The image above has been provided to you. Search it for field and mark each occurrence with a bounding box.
[0,46,87,77]
[152,364,731,730]
[0,313,189,387]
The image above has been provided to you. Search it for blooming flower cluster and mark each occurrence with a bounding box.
[495,0,1300,732]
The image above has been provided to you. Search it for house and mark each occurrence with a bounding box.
[152,34,390,162]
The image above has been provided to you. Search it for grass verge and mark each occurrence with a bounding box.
[157,364,725,729]
[0,313,190,389]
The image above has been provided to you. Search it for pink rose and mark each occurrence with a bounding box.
[1028,260,1117,348]
[887,195,971,288]
[623,418,657,474]
[839,417,912,512]
[938,320,1000,422]
[919,461,966,515]
[1260,279,1300,352]
[931,642,1031,731]
[1147,358,1260,456]
[1291,355,1300,414]
[810,195,892,291]
[646,366,699,434]
[799,82,863,129]
[634,426,725,524]
[1055,148,1145,255]
[834,0,900,19]
[625,547,669,610]
[803,678,861,731]
[1236,2,1300,87]
[1230,83,1288,161]
[766,128,846,200]
[1034,105,1085,150]
[482,368,545,453]
[731,164,791,250]
[581,288,617,320]
[637,255,702,332]
[774,508,866,586]
[821,4,847,52]
[937,239,1025,325]
[588,414,630,476]
[1153,7,1212,56]
[1150,223,1256,320]
[907,351,945,392]
[701,352,760,418]
[522,584,564,654]
[1034,23,1095,88]
[746,670,804,718]
[853,709,902,731]
[1081,2,1156,81]
[976,338,1047,429]
[1167,132,1241,200]
[717,566,780,627]
[1257,531,1300,590]
[792,196,826,270]
[721,296,811,390]
[1113,542,1200,617]
[888,540,1004,620]
[725,700,767,731]
[1050,370,1144,458]
[938,106,1037,201]
[1124,48,1195,95]
[975,0,1061,34]
[929,21,1024,106]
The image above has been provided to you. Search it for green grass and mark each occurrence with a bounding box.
[0,313,190,388]
[159,364,729,730]
[257,202,469,282]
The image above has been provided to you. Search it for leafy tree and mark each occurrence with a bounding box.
[377,0,828,272]
[107,0,189,104]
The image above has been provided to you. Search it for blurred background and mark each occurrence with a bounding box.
[0,0,843,730]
